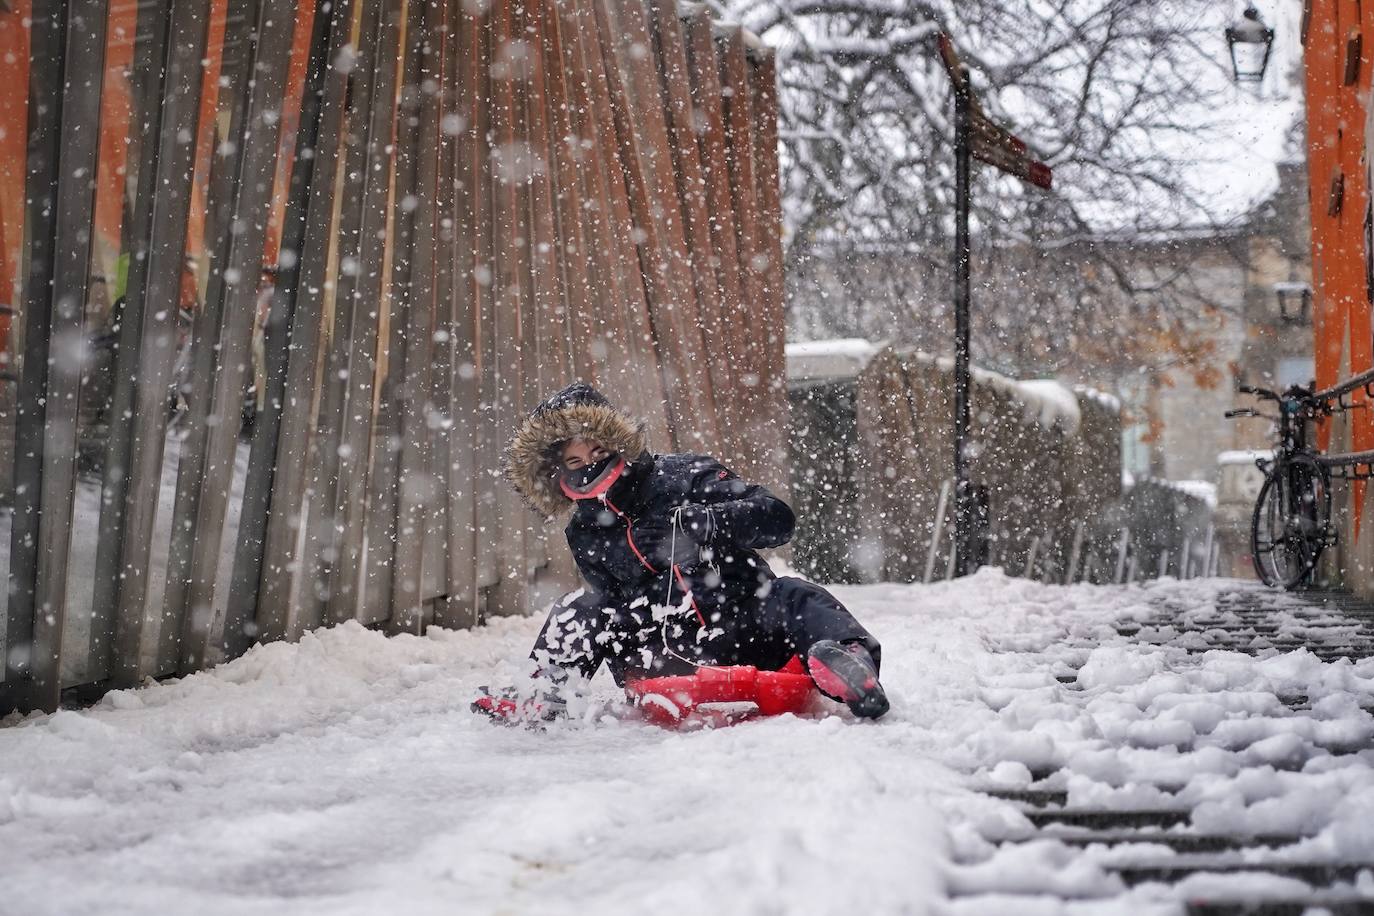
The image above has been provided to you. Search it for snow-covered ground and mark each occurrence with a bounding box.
[3,571,1373,915]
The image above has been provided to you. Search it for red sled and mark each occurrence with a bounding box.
[624,658,818,728]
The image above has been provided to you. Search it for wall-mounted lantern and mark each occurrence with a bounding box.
[1273,280,1312,324]
[1227,6,1275,83]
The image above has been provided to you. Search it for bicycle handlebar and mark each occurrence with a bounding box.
[1238,383,1279,401]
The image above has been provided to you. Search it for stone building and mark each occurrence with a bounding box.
[784,159,1315,579]
[1098,162,1313,488]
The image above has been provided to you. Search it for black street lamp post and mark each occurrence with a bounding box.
[937,34,1052,577]
[952,67,974,578]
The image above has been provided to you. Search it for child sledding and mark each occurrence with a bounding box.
[473,383,888,726]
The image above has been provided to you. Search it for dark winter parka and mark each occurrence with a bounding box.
[506,384,799,680]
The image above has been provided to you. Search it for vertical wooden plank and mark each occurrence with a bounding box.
[524,0,572,391]
[569,0,673,446]
[424,0,457,609]
[292,0,374,633]
[648,0,738,459]
[518,0,590,599]
[748,46,789,495]
[512,0,551,584]
[468,0,501,615]
[32,0,112,697]
[539,0,606,388]
[556,0,668,445]
[160,0,261,672]
[319,0,403,627]
[253,0,360,647]
[388,0,443,632]
[2,0,110,713]
[103,0,214,688]
[719,26,766,479]
[438,0,488,629]
[485,0,532,617]
[291,0,387,637]
[356,25,413,627]
[227,0,352,658]
[520,0,565,593]
[684,9,745,449]
[594,0,720,452]
[1,0,59,708]
[87,0,168,683]
[159,0,315,672]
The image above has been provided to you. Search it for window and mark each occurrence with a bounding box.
[1276,356,1315,391]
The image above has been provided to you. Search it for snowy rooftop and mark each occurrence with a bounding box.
[784,337,880,382]
[908,352,1089,435]
[787,340,1118,436]
[1074,384,1123,414]
[1168,479,1219,509]
[1017,379,1083,436]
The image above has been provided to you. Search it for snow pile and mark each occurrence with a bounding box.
[1017,379,1083,436]
[1074,384,1123,414]
[907,352,1082,435]
[4,574,1373,913]
[787,341,1097,437]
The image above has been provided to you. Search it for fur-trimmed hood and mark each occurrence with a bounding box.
[505,383,647,517]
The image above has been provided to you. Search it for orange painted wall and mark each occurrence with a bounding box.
[1305,0,1374,520]
[0,0,30,362]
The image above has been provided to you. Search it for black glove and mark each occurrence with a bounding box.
[676,505,717,544]
[636,516,705,570]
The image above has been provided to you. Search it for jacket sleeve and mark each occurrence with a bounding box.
[566,529,623,606]
[530,589,608,680]
[687,457,795,550]
[530,532,625,679]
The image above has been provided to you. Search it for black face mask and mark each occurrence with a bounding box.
[560,453,621,498]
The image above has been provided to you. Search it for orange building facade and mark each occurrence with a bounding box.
[1305,0,1374,586]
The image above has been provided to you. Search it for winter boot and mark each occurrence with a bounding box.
[805,640,889,719]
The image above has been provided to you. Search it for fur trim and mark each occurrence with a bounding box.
[505,401,647,517]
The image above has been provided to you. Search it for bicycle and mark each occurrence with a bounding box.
[1225,383,1335,588]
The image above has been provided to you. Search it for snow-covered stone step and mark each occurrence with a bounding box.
[1110,858,1374,887]
[1022,808,1192,830]
[1040,831,1302,853]
[944,892,1374,915]
[982,787,1068,807]
[1184,893,1374,915]
[956,584,1374,913]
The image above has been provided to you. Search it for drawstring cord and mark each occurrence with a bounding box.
[660,506,724,672]
[665,505,685,608]
[601,493,717,673]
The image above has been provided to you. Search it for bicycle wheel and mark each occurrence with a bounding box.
[1250,456,1331,588]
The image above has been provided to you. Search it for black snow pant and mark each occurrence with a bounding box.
[531,576,881,686]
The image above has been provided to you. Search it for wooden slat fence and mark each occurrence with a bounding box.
[0,0,787,714]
